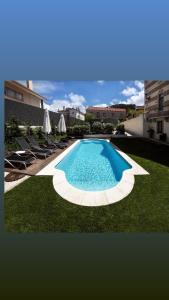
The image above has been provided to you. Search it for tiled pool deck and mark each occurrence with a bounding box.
[37,139,149,206]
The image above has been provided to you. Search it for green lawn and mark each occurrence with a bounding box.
[4,138,169,232]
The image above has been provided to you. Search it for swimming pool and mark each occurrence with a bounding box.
[55,139,132,191]
[37,139,149,206]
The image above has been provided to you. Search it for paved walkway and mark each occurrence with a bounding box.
[4,172,30,193]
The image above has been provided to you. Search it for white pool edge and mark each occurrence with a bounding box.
[37,139,149,207]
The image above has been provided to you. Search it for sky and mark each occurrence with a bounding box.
[18,80,144,113]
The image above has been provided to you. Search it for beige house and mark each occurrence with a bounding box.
[86,106,126,124]
[144,81,169,142]
[4,80,45,108]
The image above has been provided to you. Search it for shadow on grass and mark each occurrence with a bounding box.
[111,137,169,168]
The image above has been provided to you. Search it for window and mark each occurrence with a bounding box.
[103,113,106,117]
[97,112,100,118]
[16,92,23,100]
[157,121,163,133]
[5,88,23,101]
[41,99,44,109]
[158,93,164,111]
[6,88,15,98]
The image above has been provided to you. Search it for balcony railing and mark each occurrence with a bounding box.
[146,110,169,119]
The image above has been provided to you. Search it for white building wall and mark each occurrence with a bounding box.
[76,111,85,120]
[69,109,85,120]
[122,114,144,136]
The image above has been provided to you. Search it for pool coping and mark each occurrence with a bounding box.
[37,139,149,207]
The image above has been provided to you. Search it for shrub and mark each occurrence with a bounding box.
[67,124,90,137]
[20,127,27,137]
[159,133,167,141]
[35,127,44,139]
[103,123,114,134]
[147,128,154,138]
[116,124,125,134]
[67,126,73,135]
[5,117,22,142]
[73,124,90,136]
[92,122,103,134]
[51,126,57,135]
[51,120,57,135]
[26,125,34,136]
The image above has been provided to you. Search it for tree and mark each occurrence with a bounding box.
[127,108,136,119]
[85,112,95,124]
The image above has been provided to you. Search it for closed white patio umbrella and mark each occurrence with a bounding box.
[43,108,51,134]
[57,114,66,133]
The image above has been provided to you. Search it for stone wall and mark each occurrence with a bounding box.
[5,99,84,127]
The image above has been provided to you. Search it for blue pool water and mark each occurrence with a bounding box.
[55,139,132,191]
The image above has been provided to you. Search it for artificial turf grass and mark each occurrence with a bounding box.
[4,138,169,232]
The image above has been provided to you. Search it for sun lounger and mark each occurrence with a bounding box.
[26,136,56,154]
[5,151,36,169]
[60,137,69,142]
[44,135,67,149]
[41,136,59,149]
[15,137,50,159]
[42,135,64,149]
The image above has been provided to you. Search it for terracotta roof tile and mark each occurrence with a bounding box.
[87,106,126,112]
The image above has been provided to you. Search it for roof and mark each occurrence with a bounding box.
[87,106,126,112]
[5,81,46,100]
[136,106,144,109]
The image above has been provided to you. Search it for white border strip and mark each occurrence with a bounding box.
[37,139,149,206]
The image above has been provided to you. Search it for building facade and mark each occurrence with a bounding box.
[144,80,169,142]
[5,80,52,126]
[86,106,126,124]
[4,81,86,127]
[111,104,144,119]
[5,80,45,108]
[58,107,85,121]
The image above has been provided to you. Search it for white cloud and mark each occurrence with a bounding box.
[43,103,52,110]
[121,90,144,106]
[65,92,86,106]
[128,90,144,105]
[93,103,107,107]
[44,92,86,113]
[134,80,144,90]
[97,80,105,85]
[120,81,144,105]
[122,86,137,96]
[33,81,64,95]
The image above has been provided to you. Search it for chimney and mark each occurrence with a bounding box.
[26,80,33,90]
